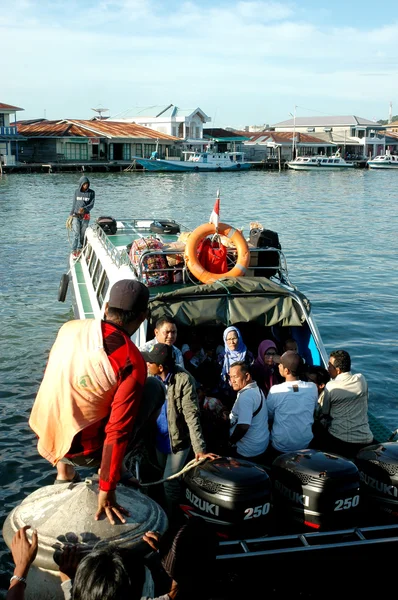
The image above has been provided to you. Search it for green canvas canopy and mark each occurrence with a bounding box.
[149,277,311,328]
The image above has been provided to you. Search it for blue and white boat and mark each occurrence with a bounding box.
[133,149,252,172]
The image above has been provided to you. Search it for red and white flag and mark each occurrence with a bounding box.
[209,191,220,231]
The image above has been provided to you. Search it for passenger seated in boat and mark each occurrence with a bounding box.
[264,351,318,465]
[228,361,269,464]
[314,350,375,459]
[140,316,184,368]
[282,337,298,353]
[251,339,280,397]
[305,365,330,406]
[141,343,218,518]
[217,326,254,406]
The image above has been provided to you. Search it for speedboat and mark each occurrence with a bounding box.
[367,152,398,169]
[288,153,355,170]
[57,202,398,576]
[132,149,252,172]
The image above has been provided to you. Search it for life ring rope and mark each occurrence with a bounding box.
[184,222,250,284]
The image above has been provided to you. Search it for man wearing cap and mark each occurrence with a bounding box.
[265,351,318,463]
[29,279,150,525]
[141,343,218,516]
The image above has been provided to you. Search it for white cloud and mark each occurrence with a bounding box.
[1,1,397,123]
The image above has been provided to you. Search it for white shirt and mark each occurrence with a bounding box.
[322,371,373,443]
[139,337,184,368]
[229,381,269,457]
[267,380,318,453]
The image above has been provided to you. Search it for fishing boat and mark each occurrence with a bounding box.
[288,152,355,170]
[57,204,398,587]
[132,149,252,172]
[367,150,398,169]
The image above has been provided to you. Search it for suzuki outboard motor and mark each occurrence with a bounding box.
[271,449,360,530]
[356,442,398,519]
[181,457,272,538]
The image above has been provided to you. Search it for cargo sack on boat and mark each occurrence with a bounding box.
[197,237,228,275]
[97,216,117,235]
[129,236,170,287]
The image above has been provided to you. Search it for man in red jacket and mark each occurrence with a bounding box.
[30,280,150,525]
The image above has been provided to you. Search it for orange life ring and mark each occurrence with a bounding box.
[184,222,250,284]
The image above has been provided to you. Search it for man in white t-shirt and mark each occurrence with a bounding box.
[266,351,318,463]
[228,361,269,462]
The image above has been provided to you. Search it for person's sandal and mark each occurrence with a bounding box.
[54,472,82,485]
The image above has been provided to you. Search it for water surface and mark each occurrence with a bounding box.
[0,168,397,590]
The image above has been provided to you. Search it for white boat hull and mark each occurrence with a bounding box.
[367,162,398,169]
[288,163,354,170]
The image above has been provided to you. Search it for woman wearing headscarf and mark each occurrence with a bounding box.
[251,339,280,397]
[217,326,254,403]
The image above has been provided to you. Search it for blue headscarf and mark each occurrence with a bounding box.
[221,326,247,379]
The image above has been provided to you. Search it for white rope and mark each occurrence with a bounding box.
[138,456,209,488]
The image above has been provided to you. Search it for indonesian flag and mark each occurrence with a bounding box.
[209,192,220,231]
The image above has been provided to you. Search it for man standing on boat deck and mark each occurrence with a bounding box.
[29,280,149,525]
[316,350,374,458]
[140,316,184,368]
[69,175,95,258]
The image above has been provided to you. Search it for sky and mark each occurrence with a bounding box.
[2,0,398,128]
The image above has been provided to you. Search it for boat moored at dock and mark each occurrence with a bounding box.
[133,148,252,172]
[287,153,355,170]
[367,151,398,169]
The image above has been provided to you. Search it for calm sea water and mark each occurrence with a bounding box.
[0,168,397,589]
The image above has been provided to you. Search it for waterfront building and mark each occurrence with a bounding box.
[108,104,211,152]
[0,102,26,166]
[272,116,387,159]
[237,131,336,161]
[14,119,180,164]
[202,128,250,153]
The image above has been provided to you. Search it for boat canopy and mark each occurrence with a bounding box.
[149,277,310,328]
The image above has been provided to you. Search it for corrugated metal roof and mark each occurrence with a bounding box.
[273,116,380,127]
[0,102,24,111]
[16,119,178,141]
[244,131,334,145]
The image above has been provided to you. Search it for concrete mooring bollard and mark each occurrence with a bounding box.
[3,476,168,599]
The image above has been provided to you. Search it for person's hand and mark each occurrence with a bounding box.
[57,545,85,583]
[195,452,220,462]
[78,207,84,215]
[95,490,130,525]
[11,526,38,579]
[142,530,161,552]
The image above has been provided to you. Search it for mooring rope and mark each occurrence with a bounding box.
[138,456,209,488]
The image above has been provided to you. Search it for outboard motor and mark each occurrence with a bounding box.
[181,457,272,539]
[271,449,360,531]
[356,442,398,519]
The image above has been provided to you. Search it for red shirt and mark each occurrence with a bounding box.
[66,320,147,491]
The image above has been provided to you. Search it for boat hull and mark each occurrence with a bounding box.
[134,157,251,172]
[367,162,398,169]
[288,163,355,170]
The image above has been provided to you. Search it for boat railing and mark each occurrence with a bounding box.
[92,223,292,286]
[135,246,292,286]
[93,225,132,269]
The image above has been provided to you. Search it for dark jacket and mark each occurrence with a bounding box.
[166,367,206,454]
[70,176,95,218]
